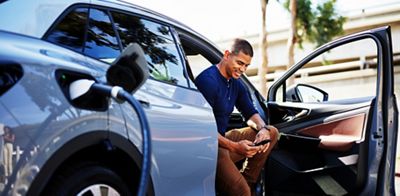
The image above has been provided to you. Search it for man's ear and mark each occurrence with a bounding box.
[223,50,230,59]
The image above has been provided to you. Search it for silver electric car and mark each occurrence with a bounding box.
[0,0,398,195]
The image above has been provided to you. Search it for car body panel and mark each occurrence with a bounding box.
[125,80,217,195]
[0,31,114,194]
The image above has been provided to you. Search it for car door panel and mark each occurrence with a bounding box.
[268,101,371,132]
[265,26,397,195]
[125,79,218,196]
[298,113,365,152]
[269,102,369,163]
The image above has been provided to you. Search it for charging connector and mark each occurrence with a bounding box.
[69,79,151,196]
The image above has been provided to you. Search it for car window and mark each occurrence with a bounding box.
[45,7,88,53]
[276,38,378,103]
[177,33,221,90]
[45,7,120,63]
[84,8,120,63]
[111,12,187,87]
[187,54,213,80]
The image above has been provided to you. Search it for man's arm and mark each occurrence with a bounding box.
[247,113,269,131]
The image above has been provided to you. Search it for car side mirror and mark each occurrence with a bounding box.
[286,84,328,103]
[107,43,149,93]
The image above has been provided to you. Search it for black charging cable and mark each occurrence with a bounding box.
[90,83,151,196]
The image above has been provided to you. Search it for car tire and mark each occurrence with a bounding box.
[44,162,132,196]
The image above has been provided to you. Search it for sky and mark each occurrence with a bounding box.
[129,0,399,42]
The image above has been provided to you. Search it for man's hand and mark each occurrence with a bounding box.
[247,113,276,153]
[234,140,262,158]
[254,126,273,153]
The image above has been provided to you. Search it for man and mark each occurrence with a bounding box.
[3,126,14,177]
[194,38,279,196]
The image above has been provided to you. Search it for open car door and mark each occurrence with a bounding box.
[265,26,398,195]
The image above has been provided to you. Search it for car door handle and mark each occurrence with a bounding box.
[294,110,308,118]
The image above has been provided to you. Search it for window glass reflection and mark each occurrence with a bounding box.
[111,12,186,87]
[84,9,120,63]
[45,7,88,53]
[297,86,324,102]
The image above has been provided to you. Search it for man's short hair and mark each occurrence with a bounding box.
[231,38,253,57]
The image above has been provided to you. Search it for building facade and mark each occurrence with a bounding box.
[215,2,400,99]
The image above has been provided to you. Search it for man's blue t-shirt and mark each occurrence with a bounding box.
[194,65,258,135]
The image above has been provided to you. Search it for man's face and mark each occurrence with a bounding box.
[225,50,252,79]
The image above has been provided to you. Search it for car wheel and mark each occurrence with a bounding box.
[44,162,132,196]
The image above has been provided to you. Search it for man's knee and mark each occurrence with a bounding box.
[268,126,279,143]
[225,129,239,140]
[226,127,258,142]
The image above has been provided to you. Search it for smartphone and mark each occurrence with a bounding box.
[253,139,271,146]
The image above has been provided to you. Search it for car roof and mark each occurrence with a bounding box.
[99,0,218,49]
[0,0,217,49]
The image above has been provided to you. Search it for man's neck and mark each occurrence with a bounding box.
[217,62,230,80]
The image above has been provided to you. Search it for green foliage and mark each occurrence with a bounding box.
[283,0,346,48]
[312,0,346,47]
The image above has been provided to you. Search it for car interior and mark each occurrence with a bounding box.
[263,37,379,195]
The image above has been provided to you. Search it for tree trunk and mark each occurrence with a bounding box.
[258,0,269,97]
[286,0,297,86]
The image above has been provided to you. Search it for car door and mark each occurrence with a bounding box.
[92,8,218,196]
[265,26,398,195]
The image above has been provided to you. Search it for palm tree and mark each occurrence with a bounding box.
[258,0,269,96]
[283,0,346,86]
[286,0,296,86]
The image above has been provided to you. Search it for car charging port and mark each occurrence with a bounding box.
[56,70,108,111]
